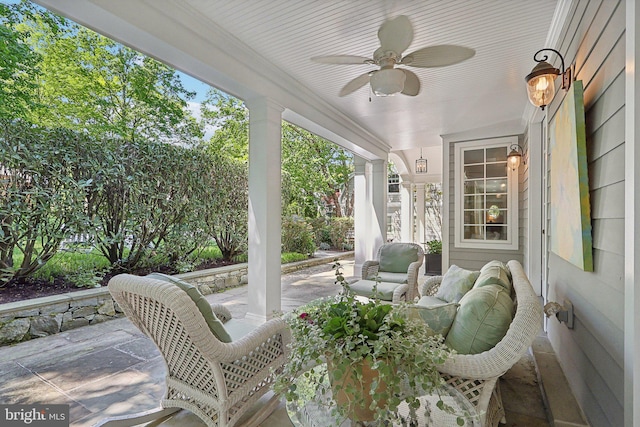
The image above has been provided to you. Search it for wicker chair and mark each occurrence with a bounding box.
[419,260,542,427]
[359,242,424,302]
[102,274,291,427]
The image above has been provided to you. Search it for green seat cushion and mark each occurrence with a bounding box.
[147,273,232,343]
[416,295,449,307]
[445,284,514,354]
[435,265,480,303]
[408,301,459,336]
[474,264,512,293]
[378,243,419,273]
[367,271,408,284]
[350,279,405,301]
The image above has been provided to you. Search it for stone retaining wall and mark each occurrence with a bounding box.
[0,252,353,346]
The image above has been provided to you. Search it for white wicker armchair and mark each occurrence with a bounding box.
[360,242,424,301]
[103,274,291,427]
[419,260,542,427]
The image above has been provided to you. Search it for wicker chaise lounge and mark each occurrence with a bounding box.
[420,260,543,427]
[101,274,291,427]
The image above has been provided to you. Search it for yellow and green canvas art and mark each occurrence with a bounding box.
[549,80,593,271]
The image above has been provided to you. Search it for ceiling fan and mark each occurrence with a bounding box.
[311,15,475,97]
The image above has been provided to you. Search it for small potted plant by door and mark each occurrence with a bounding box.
[425,240,443,275]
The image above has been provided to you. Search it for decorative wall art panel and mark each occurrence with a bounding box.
[549,80,593,271]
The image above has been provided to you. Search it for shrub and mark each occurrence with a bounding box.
[307,217,331,247]
[0,120,93,286]
[282,216,316,255]
[328,217,354,250]
[281,252,308,264]
[65,269,104,288]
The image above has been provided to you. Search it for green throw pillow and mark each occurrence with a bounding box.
[474,264,512,293]
[408,300,459,336]
[378,243,419,273]
[435,265,480,303]
[482,260,512,281]
[445,284,514,354]
[147,273,232,343]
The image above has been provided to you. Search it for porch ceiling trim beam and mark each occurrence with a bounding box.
[35,0,390,161]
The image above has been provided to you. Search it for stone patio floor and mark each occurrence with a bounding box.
[0,257,552,427]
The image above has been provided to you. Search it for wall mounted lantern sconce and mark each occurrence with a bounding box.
[507,144,525,171]
[416,148,428,174]
[525,48,572,110]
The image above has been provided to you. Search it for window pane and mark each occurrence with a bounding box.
[464,226,484,240]
[486,147,507,162]
[486,207,506,224]
[486,194,507,208]
[464,180,485,194]
[487,225,507,240]
[464,195,484,209]
[485,178,507,193]
[486,163,507,178]
[464,210,484,225]
[457,140,517,248]
[464,164,484,179]
[464,149,484,164]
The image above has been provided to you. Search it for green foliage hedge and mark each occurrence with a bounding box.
[0,119,246,285]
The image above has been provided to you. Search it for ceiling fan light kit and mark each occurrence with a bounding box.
[312,15,475,98]
[370,68,406,96]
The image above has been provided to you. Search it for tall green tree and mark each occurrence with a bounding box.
[0,3,41,120]
[200,88,249,160]
[5,1,200,143]
[36,26,201,142]
[281,123,353,217]
[200,89,354,219]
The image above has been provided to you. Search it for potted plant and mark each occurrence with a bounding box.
[424,240,443,275]
[275,262,465,425]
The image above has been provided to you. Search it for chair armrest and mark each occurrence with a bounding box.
[420,276,443,297]
[211,304,233,323]
[405,260,423,301]
[218,317,292,363]
[361,260,379,279]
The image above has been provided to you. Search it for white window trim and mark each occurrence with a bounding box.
[454,136,519,250]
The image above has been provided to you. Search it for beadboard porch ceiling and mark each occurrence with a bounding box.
[35,0,559,176]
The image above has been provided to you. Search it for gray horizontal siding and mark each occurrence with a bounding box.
[544,1,625,426]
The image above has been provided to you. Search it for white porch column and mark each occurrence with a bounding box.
[400,181,413,242]
[370,159,388,251]
[245,97,283,323]
[353,156,369,275]
[415,183,426,244]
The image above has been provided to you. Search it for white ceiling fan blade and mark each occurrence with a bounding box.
[378,15,413,55]
[311,55,373,65]
[339,72,372,96]
[401,45,475,68]
[401,69,420,96]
